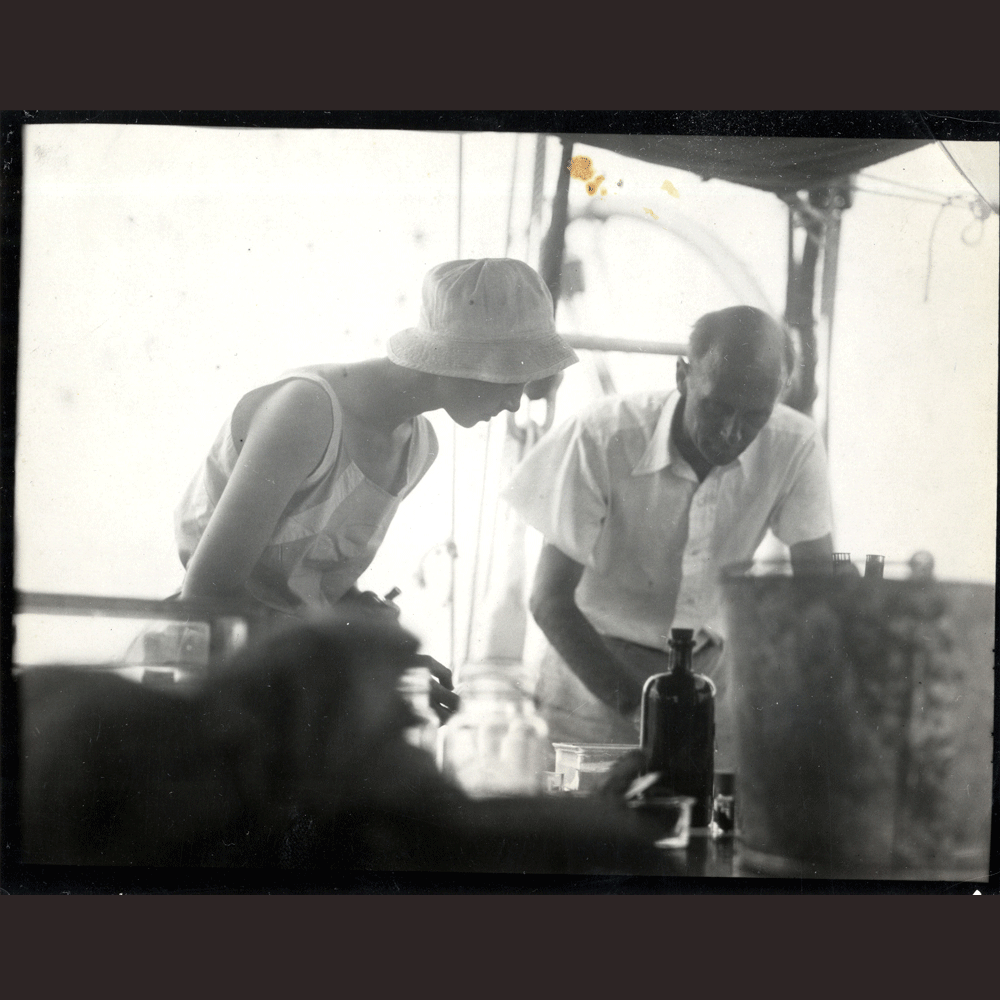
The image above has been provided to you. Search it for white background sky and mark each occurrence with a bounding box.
[15,125,998,665]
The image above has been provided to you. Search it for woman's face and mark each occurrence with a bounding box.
[438,377,526,426]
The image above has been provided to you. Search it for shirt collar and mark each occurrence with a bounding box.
[632,389,748,478]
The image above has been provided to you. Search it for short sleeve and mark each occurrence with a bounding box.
[501,414,609,565]
[769,427,834,545]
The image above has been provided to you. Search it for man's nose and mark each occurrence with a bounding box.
[720,414,743,444]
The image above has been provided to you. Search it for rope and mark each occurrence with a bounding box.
[858,171,973,201]
[851,178,992,218]
[923,201,949,303]
[449,133,463,671]
[935,140,999,214]
[463,419,493,666]
[852,185,960,208]
[450,423,457,672]
[851,172,990,303]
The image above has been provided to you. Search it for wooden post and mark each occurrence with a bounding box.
[526,135,575,401]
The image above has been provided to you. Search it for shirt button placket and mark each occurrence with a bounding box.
[678,476,720,626]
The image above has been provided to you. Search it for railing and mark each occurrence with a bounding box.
[13,590,264,674]
[16,590,257,621]
[562,333,687,357]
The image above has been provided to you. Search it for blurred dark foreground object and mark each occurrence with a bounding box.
[722,568,994,880]
[19,611,673,876]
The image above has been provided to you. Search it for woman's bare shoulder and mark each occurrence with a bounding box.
[265,376,334,415]
[243,378,335,465]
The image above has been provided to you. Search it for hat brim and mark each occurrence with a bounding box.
[387,328,579,384]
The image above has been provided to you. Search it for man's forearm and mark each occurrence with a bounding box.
[530,594,645,715]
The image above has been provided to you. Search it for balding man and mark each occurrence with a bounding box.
[503,306,834,767]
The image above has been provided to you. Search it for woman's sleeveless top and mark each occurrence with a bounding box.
[175,366,438,616]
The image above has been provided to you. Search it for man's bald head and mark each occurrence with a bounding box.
[689,306,791,393]
[675,306,792,472]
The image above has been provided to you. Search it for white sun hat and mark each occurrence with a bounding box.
[387,258,578,384]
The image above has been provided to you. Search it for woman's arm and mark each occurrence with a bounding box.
[180,380,334,601]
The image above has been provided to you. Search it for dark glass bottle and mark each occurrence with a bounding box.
[640,628,716,827]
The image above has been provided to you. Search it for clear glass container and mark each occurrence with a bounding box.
[437,668,551,797]
[552,742,639,793]
[398,666,440,756]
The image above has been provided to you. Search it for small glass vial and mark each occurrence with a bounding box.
[864,554,885,579]
[398,666,440,757]
[710,771,736,839]
[437,668,550,798]
[832,552,854,575]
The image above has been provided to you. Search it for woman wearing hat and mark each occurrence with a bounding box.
[175,259,577,626]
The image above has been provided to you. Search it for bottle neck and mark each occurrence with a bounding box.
[669,638,695,674]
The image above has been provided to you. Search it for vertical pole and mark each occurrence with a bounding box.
[456,133,463,259]
[537,135,574,306]
[527,134,574,402]
[528,133,546,258]
[783,200,822,420]
[815,184,850,443]
[449,133,463,672]
[782,184,851,441]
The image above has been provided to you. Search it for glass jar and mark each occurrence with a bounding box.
[438,668,550,797]
[397,666,440,757]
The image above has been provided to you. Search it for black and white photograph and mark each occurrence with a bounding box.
[4,113,998,893]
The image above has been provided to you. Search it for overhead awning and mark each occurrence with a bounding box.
[567,135,932,195]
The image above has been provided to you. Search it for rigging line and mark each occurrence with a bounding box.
[923,201,949,303]
[935,139,999,214]
[851,185,961,208]
[481,417,503,597]
[463,418,493,666]
[450,422,457,672]
[858,171,974,200]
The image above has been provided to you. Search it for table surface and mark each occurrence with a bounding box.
[667,830,737,878]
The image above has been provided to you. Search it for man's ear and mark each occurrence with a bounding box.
[676,356,689,395]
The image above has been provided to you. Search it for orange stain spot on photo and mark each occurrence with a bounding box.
[570,155,595,181]
[643,207,659,220]
[586,175,605,196]
[661,179,680,198]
